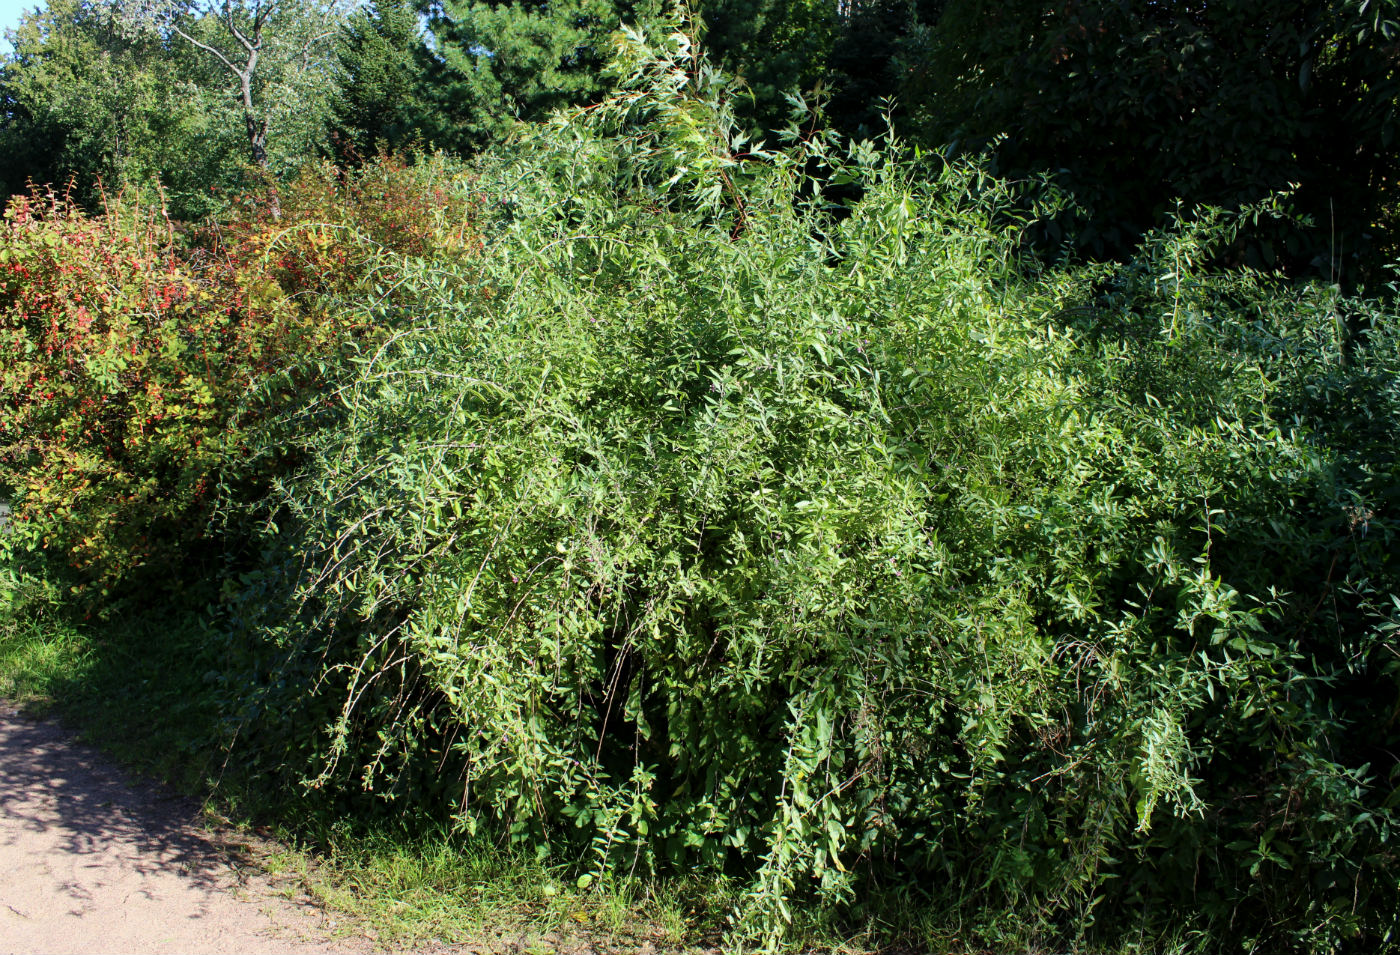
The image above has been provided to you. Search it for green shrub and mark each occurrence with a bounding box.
[218,26,1400,953]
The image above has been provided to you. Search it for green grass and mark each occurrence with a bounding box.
[261,827,724,951]
[0,593,230,790]
[0,575,743,952]
[0,614,89,710]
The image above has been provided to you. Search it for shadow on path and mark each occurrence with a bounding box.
[0,704,356,954]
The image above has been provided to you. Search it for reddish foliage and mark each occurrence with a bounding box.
[0,157,480,595]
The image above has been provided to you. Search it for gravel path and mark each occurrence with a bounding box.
[0,704,366,955]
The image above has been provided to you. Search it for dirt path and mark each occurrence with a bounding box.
[0,704,368,955]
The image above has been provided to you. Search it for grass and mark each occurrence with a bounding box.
[0,565,742,953]
[261,828,721,951]
[0,614,88,710]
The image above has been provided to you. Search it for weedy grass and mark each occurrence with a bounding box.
[268,826,721,951]
[0,614,87,711]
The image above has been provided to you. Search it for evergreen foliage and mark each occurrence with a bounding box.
[330,0,434,161]
[425,0,665,153]
[692,0,837,132]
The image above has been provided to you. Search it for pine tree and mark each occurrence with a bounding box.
[331,0,433,161]
[426,0,664,153]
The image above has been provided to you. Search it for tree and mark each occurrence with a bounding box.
[425,0,665,153]
[413,0,924,156]
[330,0,434,161]
[692,0,839,134]
[900,0,1400,284]
[0,0,241,215]
[821,0,945,139]
[117,0,348,169]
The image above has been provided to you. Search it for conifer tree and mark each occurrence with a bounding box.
[425,0,664,153]
[331,0,433,160]
[901,0,1400,282]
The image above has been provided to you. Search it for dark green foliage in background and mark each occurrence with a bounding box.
[691,0,838,133]
[819,0,944,140]
[902,0,1400,284]
[331,0,438,161]
[423,0,667,153]
[7,0,1396,290]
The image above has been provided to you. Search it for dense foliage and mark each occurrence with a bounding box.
[2,4,1399,953]
[182,29,1400,952]
[905,0,1400,281]
[0,0,346,215]
[0,0,245,217]
[421,0,666,152]
[6,0,1398,288]
[0,188,281,591]
[330,0,435,160]
[0,157,476,596]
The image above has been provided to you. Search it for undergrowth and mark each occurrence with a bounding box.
[0,578,738,951]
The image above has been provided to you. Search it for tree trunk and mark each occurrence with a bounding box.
[238,66,266,168]
[244,110,268,167]
[238,61,279,219]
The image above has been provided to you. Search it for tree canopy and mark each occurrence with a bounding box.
[5,0,1397,282]
[902,0,1400,282]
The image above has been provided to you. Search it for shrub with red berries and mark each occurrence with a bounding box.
[0,156,478,596]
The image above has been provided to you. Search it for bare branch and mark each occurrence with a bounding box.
[251,0,271,38]
[222,0,258,54]
[298,28,336,72]
[170,21,243,77]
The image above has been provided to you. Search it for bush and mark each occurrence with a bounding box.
[0,156,480,598]
[224,27,1399,953]
[210,153,481,305]
[0,189,285,592]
